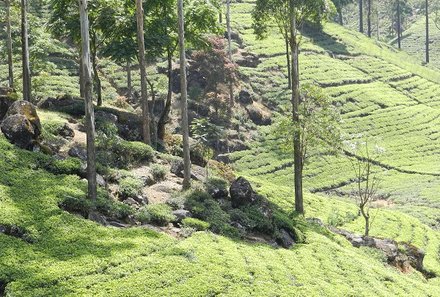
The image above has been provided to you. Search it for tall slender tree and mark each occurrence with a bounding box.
[359,0,363,33]
[78,0,97,201]
[136,0,152,145]
[6,0,14,89]
[425,0,429,63]
[332,0,354,25]
[367,0,372,37]
[21,0,31,101]
[253,0,328,214]
[226,0,234,121]
[397,0,401,49]
[178,0,191,189]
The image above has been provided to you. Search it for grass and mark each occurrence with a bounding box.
[0,0,440,295]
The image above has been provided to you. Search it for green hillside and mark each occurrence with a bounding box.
[397,14,440,69]
[1,0,440,296]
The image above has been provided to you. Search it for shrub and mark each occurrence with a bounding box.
[138,204,176,226]
[242,205,274,234]
[59,195,133,220]
[135,209,151,224]
[97,138,154,168]
[166,195,186,210]
[119,177,143,198]
[185,190,239,237]
[327,208,357,227]
[273,211,306,243]
[40,157,83,176]
[204,177,228,195]
[182,218,210,231]
[151,164,167,181]
[115,140,154,165]
[59,195,92,218]
[209,160,236,182]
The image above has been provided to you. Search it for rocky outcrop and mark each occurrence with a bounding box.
[230,177,259,208]
[329,226,434,278]
[0,88,15,121]
[1,101,41,150]
[246,104,272,126]
[236,52,260,68]
[238,90,253,105]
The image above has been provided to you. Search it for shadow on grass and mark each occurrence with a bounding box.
[302,24,351,56]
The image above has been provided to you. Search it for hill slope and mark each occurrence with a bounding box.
[1,1,440,296]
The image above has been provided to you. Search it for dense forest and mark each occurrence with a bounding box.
[0,0,440,296]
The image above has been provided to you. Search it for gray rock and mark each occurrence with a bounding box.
[88,212,108,226]
[133,195,148,205]
[246,105,272,126]
[95,110,118,124]
[170,159,184,177]
[216,154,230,164]
[1,101,41,150]
[68,146,87,161]
[172,209,191,222]
[123,198,140,208]
[1,114,38,149]
[238,90,253,105]
[58,123,75,139]
[277,229,295,248]
[230,177,258,208]
[236,52,260,68]
[96,174,106,187]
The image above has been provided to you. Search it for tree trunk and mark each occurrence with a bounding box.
[425,0,429,63]
[78,0,97,202]
[285,35,291,89]
[359,0,363,33]
[397,0,401,49]
[91,32,102,106]
[6,0,14,89]
[289,2,303,215]
[367,0,372,37]
[178,0,192,190]
[226,0,234,122]
[338,10,343,26]
[79,54,85,98]
[377,10,380,39]
[361,207,370,236]
[157,48,173,142]
[136,0,151,145]
[146,77,158,147]
[21,0,31,101]
[127,60,132,101]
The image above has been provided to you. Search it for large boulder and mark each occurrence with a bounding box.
[0,89,16,121]
[230,177,258,208]
[1,101,41,150]
[238,90,253,105]
[236,52,260,68]
[276,228,295,249]
[38,95,84,116]
[246,104,272,126]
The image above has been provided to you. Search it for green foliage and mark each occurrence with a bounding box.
[151,164,167,182]
[138,204,176,226]
[182,217,210,231]
[97,138,154,169]
[327,208,358,227]
[274,84,341,160]
[185,190,239,237]
[60,194,134,220]
[39,157,83,176]
[119,177,143,198]
[204,177,229,195]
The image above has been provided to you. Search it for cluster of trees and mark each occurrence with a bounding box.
[1,0,234,202]
[335,0,439,64]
